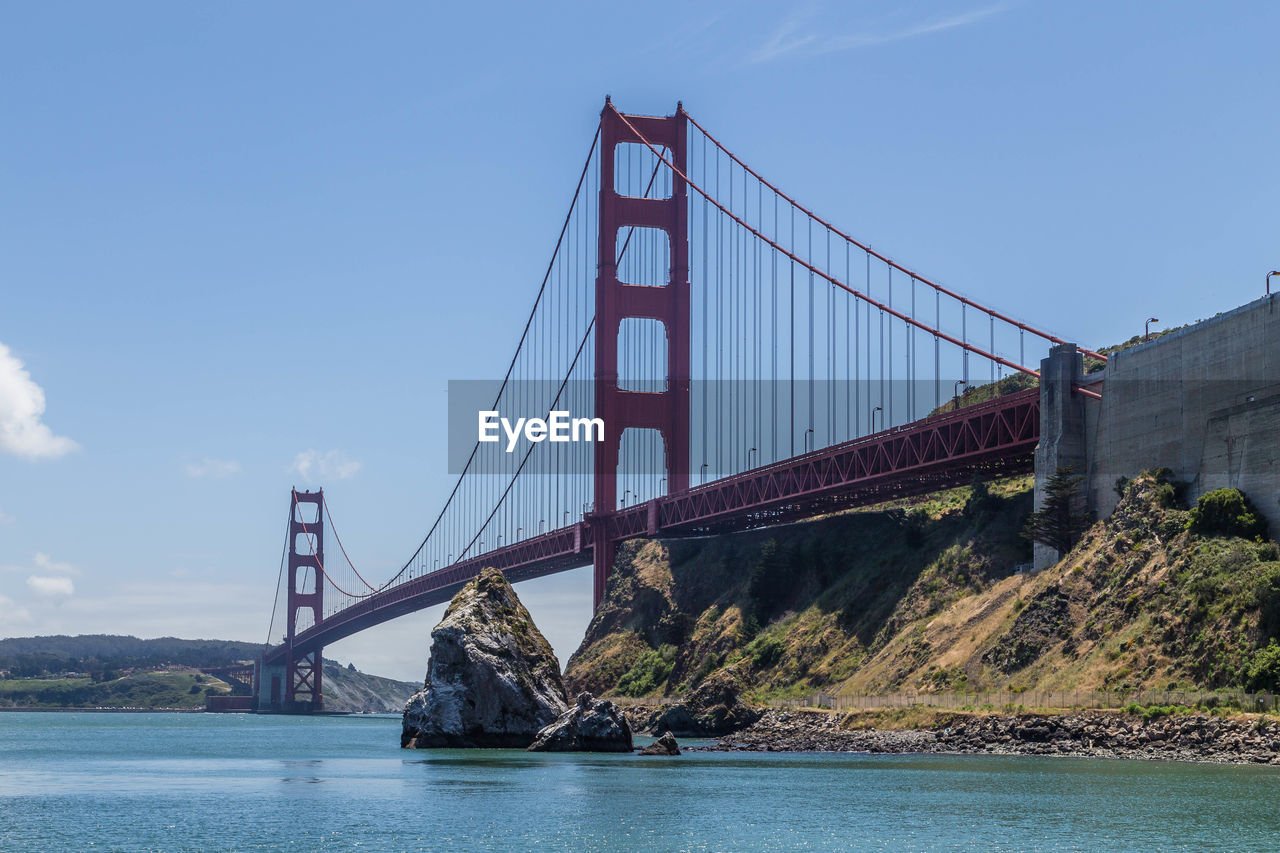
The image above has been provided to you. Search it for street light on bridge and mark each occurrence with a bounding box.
[1145,317,1160,342]
[1268,270,1279,296]
[871,406,883,432]
[953,380,967,411]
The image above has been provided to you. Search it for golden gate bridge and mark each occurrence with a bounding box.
[254,100,1106,712]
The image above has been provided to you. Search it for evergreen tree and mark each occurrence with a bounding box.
[1026,466,1090,555]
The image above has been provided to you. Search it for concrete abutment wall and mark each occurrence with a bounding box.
[1035,294,1280,568]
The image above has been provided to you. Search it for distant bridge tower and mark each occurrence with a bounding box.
[589,100,691,609]
[257,488,325,712]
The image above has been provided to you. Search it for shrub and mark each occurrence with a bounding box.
[1245,640,1280,693]
[1187,488,1268,541]
[614,645,676,697]
[745,634,785,669]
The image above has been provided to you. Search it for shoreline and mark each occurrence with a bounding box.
[685,708,1280,766]
[0,706,207,713]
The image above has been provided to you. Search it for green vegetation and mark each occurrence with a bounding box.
[1025,467,1090,555]
[0,635,262,678]
[0,670,231,709]
[1244,640,1280,692]
[615,645,676,697]
[1188,488,1269,542]
[0,634,419,712]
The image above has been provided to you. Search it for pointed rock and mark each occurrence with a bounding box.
[401,568,568,749]
[527,692,634,752]
[638,731,681,756]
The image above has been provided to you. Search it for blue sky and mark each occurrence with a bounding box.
[2,1,1277,682]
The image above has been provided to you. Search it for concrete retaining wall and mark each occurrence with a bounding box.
[1084,294,1280,531]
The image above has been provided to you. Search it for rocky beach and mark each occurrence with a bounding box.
[654,706,1280,765]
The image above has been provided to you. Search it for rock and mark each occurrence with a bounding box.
[652,704,700,736]
[653,667,762,736]
[528,692,634,752]
[401,568,568,749]
[638,731,681,756]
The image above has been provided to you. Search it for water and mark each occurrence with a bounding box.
[1,713,1278,851]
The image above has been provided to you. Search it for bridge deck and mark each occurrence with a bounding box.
[264,388,1039,663]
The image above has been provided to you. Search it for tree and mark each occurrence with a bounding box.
[1026,467,1090,555]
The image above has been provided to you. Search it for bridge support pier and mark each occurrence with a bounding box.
[1033,344,1089,570]
[590,517,615,611]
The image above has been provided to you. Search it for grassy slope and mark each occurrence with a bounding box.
[566,476,1035,699]
[0,670,233,709]
[565,474,1280,701]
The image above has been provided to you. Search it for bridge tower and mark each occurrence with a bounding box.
[273,488,326,712]
[590,100,691,609]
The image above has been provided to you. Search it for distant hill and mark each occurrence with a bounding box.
[0,634,262,676]
[0,634,419,713]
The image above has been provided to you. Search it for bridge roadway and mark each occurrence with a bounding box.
[264,388,1039,665]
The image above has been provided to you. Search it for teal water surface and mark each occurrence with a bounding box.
[1,712,1278,851]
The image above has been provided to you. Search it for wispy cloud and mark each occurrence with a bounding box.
[33,552,79,577]
[290,449,362,482]
[184,457,242,479]
[27,575,74,597]
[751,3,1012,64]
[3,552,80,578]
[0,341,79,460]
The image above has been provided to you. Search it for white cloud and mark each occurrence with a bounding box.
[751,3,1012,63]
[27,575,75,597]
[184,458,242,479]
[0,341,79,460]
[290,449,362,482]
[34,552,79,575]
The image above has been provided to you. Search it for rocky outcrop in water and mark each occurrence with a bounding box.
[638,731,681,756]
[401,568,568,749]
[527,692,633,752]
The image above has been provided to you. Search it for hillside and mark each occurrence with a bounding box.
[0,635,263,676]
[0,635,418,712]
[565,473,1280,701]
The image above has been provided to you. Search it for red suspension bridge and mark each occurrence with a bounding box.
[255,101,1104,712]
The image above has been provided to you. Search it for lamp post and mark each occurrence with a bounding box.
[747,448,757,469]
[953,380,967,411]
[871,406,883,431]
[1268,270,1279,296]
[804,428,815,453]
[700,462,709,483]
[1145,317,1160,342]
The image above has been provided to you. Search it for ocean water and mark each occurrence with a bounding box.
[1,712,1278,851]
